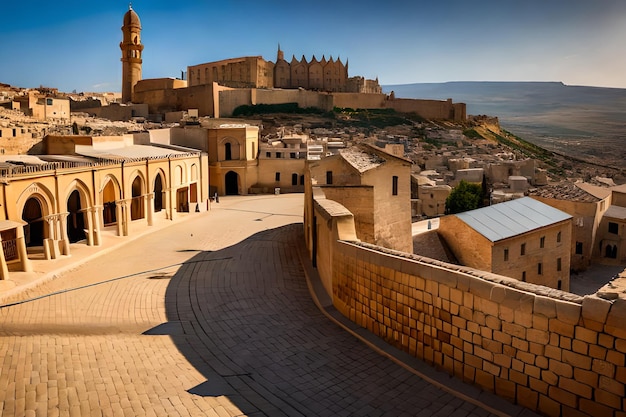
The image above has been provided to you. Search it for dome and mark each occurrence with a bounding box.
[123,6,141,28]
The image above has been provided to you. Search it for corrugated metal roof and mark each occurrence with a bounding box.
[75,145,188,160]
[605,205,626,220]
[455,197,571,242]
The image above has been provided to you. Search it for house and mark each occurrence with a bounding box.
[438,197,572,290]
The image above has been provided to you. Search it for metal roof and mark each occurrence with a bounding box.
[455,197,572,242]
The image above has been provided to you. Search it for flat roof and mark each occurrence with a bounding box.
[75,144,191,160]
[605,205,626,221]
[455,197,572,242]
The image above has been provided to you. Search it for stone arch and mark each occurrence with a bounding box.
[130,174,146,221]
[219,137,241,161]
[64,179,92,244]
[153,169,167,213]
[101,175,121,226]
[17,183,55,248]
[174,164,185,186]
[190,164,198,182]
[225,171,239,195]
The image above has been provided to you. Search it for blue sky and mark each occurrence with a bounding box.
[1,0,625,92]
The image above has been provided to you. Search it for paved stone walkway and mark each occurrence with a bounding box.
[0,195,531,416]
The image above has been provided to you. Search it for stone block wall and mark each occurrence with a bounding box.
[308,196,626,416]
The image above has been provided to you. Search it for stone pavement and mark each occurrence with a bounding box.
[0,195,537,416]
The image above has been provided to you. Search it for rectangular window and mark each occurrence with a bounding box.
[575,242,583,255]
[540,236,545,249]
[522,271,526,282]
[557,258,562,271]
[521,243,526,256]
[326,171,333,185]
[608,222,619,234]
[557,232,561,243]
[276,152,282,159]
[266,152,271,158]
[392,176,399,196]
[290,152,296,159]
[275,172,280,182]
[46,98,53,105]
[504,249,509,261]
[537,263,543,275]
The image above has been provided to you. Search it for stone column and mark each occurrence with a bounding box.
[145,193,154,226]
[59,212,70,256]
[0,234,9,280]
[16,225,32,273]
[91,206,102,246]
[83,208,94,246]
[43,215,56,259]
[115,201,124,236]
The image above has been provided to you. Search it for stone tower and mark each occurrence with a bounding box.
[120,4,143,103]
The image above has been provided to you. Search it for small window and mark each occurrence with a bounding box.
[392,176,399,196]
[557,280,562,290]
[537,263,543,275]
[291,173,298,186]
[540,236,545,249]
[557,258,562,271]
[266,152,271,158]
[521,243,526,256]
[326,171,333,185]
[276,152,282,159]
[608,222,619,234]
[275,172,280,182]
[300,175,304,185]
[504,249,509,261]
[522,271,526,282]
[46,98,53,105]
[575,242,583,255]
[557,232,561,243]
[290,152,296,159]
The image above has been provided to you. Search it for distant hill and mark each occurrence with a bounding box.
[382,82,626,168]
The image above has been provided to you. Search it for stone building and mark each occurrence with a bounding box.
[0,134,208,280]
[12,91,70,122]
[255,134,308,194]
[306,143,413,253]
[439,197,572,290]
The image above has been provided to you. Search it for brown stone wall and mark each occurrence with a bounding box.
[439,215,493,271]
[320,186,375,245]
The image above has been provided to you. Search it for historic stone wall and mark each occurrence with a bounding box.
[308,197,626,417]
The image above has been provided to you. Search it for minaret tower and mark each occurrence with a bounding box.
[120,4,143,103]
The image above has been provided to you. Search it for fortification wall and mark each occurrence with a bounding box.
[309,197,626,417]
[331,93,386,110]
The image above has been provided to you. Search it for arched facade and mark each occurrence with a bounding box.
[219,137,242,161]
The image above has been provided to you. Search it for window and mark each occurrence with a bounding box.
[575,242,583,255]
[276,152,282,159]
[608,222,619,234]
[540,236,545,249]
[46,98,53,105]
[291,173,298,186]
[392,176,398,196]
[266,152,271,158]
[537,263,543,275]
[522,271,526,282]
[275,172,280,182]
[326,171,333,185]
[558,280,562,290]
[504,249,509,261]
[251,143,256,158]
[557,232,561,243]
[300,175,304,185]
[557,258,562,271]
[521,243,526,256]
[224,143,232,160]
[290,152,296,159]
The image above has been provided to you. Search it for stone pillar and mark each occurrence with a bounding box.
[0,234,9,280]
[167,187,175,221]
[115,201,124,237]
[145,193,154,227]
[44,215,56,259]
[122,199,130,236]
[15,225,32,273]
[59,212,70,256]
[84,208,94,246]
[91,206,102,246]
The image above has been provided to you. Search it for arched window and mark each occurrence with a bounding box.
[225,142,232,160]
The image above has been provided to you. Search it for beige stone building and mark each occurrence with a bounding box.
[255,135,308,194]
[12,91,70,122]
[439,197,572,290]
[307,143,413,253]
[0,134,208,280]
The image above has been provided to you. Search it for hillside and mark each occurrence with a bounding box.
[383,81,626,168]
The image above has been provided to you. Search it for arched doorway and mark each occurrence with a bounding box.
[102,180,117,226]
[131,176,144,220]
[67,190,86,243]
[225,171,239,195]
[22,197,45,247]
[154,174,164,212]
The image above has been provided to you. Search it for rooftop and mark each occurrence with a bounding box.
[455,197,572,242]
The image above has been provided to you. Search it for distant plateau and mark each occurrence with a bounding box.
[383,81,626,169]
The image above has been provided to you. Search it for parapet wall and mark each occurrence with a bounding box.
[310,196,626,417]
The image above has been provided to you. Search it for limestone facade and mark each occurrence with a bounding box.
[12,91,70,122]
[439,198,572,291]
[307,143,413,253]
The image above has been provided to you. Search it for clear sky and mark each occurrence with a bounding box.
[1,0,625,93]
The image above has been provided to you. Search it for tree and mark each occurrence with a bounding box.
[445,180,483,214]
